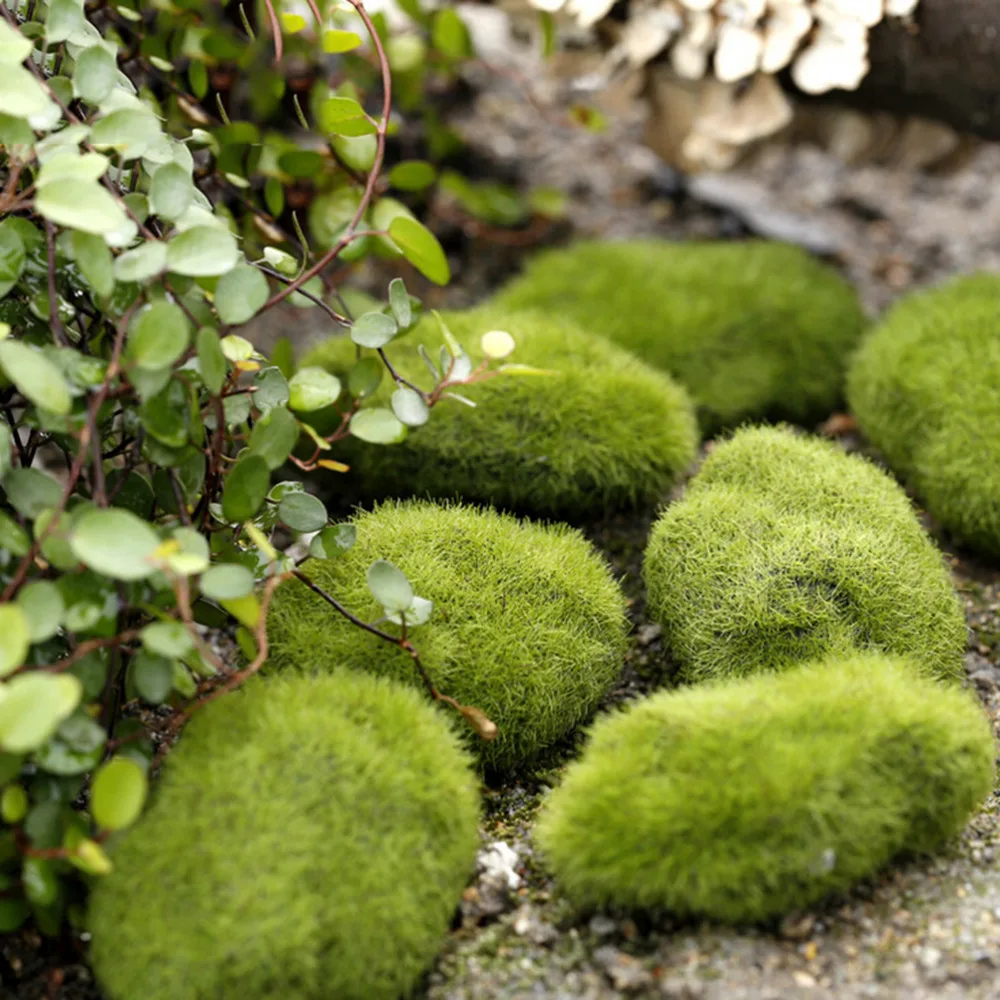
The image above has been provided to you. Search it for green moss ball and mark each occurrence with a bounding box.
[301,306,698,516]
[644,426,966,683]
[88,671,480,1000]
[847,274,1000,558]
[266,501,628,771]
[492,240,867,433]
[537,653,995,924]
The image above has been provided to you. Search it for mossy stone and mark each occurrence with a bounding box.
[301,306,698,516]
[493,240,867,433]
[847,273,1000,558]
[643,426,966,683]
[266,500,629,771]
[88,671,480,1000]
[537,653,995,924]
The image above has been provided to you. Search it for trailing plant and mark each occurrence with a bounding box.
[0,0,529,937]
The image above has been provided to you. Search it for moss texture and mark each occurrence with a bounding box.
[847,274,1000,558]
[88,671,480,1000]
[537,653,995,924]
[492,240,867,433]
[302,306,698,516]
[266,501,629,772]
[644,426,966,683]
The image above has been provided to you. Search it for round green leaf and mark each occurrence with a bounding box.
[196,326,227,395]
[388,594,433,627]
[22,857,58,907]
[347,357,383,398]
[166,225,239,277]
[163,526,210,575]
[113,240,167,283]
[391,386,429,427]
[480,329,516,360]
[330,134,377,174]
[0,340,71,415]
[0,673,82,753]
[89,108,161,160]
[214,264,269,325]
[248,405,299,470]
[322,28,362,52]
[90,757,148,831]
[16,580,64,644]
[350,311,398,349]
[0,21,33,65]
[3,467,62,519]
[69,507,161,581]
[388,216,450,286]
[199,563,254,600]
[127,301,191,370]
[0,221,26,300]
[350,407,406,444]
[366,559,412,613]
[432,7,472,58]
[0,604,30,677]
[141,621,193,658]
[388,161,437,192]
[35,179,128,236]
[149,162,193,222]
[72,44,117,104]
[1,783,28,824]
[130,649,174,704]
[278,491,327,533]
[388,277,412,328]
[221,454,270,523]
[0,512,30,557]
[287,366,342,412]
[253,367,289,414]
[71,230,114,299]
[309,523,356,559]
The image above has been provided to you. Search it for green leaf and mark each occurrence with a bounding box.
[347,357,383,398]
[35,180,129,236]
[199,563,254,600]
[480,329,516,360]
[309,523,356,559]
[69,507,161,581]
[0,21,33,65]
[253,367,289,414]
[71,230,114,298]
[388,161,437,192]
[162,525,210,575]
[391,386,429,427]
[72,44,116,104]
[0,65,58,128]
[0,512,28,558]
[322,28,362,52]
[0,341,72,415]
[90,108,161,160]
[0,423,10,479]
[166,226,239,277]
[141,622,193,658]
[90,757,147,831]
[16,581,64,643]
[366,559,413,613]
[0,673,82,753]
[351,311,398,349]
[0,222,25,299]
[1,784,28,824]
[3,468,62,518]
[214,264,269,325]
[287,366,342,412]
[248,406,299,470]
[46,0,86,43]
[139,379,188,447]
[113,240,167,283]
[388,594,433,627]
[388,277,412,328]
[219,334,255,363]
[318,96,376,137]
[221,454,269,523]
[388,216,450,285]
[432,7,472,59]
[130,649,173,704]
[0,604,30,677]
[330,134,377,174]
[278,491,327,532]
[149,162,193,221]
[350,407,406,444]
[22,857,58,907]
[196,326,227,394]
[127,301,191,370]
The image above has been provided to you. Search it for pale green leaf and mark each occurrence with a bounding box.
[72,44,117,104]
[199,563,254,600]
[0,674,82,752]
[166,225,239,277]
[350,407,406,444]
[35,179,129,236]
[126,301,191,370]
[15,581,64,643]
[288,367,342,412]
[90,757,147,830]
[351,311,397,349]
[113,240,167,283]
[69,507,161,580]
[391,386,429,427]
[71,231,114,298]
[149,162,193,222]
[366,559,412,613]
[0,22,32,66]
[0,605,30,677]
[0,340,72,415]
[214,264,269,325]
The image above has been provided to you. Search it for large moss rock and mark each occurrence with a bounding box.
[266,500,628,771]
[643,426,966,683]
[847,273,1000,558]
[537,653,995,923]
[89,671,480,1000]
[302,306,698,516]
[493,240,867,432]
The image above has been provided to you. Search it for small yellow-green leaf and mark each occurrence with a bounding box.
[322,29,362,52]
[0,673,82,752]
[0,604,30,677]
[389,216,450,285]
[90,757,148,831]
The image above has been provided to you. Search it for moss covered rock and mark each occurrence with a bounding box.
[88,671,479,1000]
[847,274,1000,558]
[537,653,995,924]
[266,501,628,771]
[644,426,966,683]
[492,240,867,432]
[302,307,698,516]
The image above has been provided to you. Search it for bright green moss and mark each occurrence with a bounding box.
[537,653,995,924]
[301,306,698,516]
[492,240,867,433]
[847,274,1000,558]
[88,671,480,1000]
[644,426,966,683]
[266,500,629,771]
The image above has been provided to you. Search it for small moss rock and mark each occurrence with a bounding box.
[847,274,1000,558]
[644,426,966,683]
[537,653,995,924]
[88,671,480,1000]
[493,240,867,432]
[266,500,628,771]
[302,306,698,516]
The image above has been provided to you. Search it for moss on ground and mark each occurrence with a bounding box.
[536,653,995,924]
[643,426,966,683]
[847,274,1000,559]
[265,500,628,772]
[302,306,698,517]
[88,671,480,1000]
[492,240,867,433]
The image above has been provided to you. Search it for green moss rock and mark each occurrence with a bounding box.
[492,240,867,432]
[302,306,698,516]
[644,426,966,683]
[847,274,1000,558]
[88,671,480,1000]
[537,653,995,924]
[266,501,628,771]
